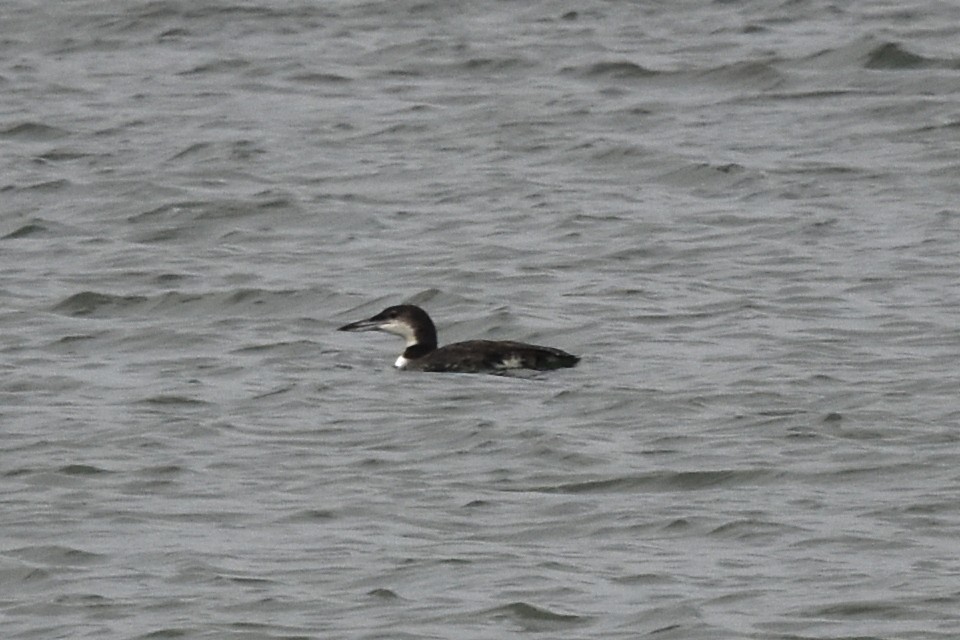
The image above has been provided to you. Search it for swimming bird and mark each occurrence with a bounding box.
[338,304,579,374]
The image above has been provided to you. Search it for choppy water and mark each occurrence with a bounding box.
[3,1,960,638]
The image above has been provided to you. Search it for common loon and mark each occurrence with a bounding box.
[338,304,579,374]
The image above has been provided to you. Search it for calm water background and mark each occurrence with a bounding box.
[2,1,960,638]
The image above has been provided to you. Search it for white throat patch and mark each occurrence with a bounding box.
[380,319,418,347]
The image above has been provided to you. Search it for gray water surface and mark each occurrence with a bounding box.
[2,1,959,638]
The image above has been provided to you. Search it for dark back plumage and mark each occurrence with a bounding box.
[408,340,580,373]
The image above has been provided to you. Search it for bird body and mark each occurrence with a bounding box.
[338,304,579,374]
